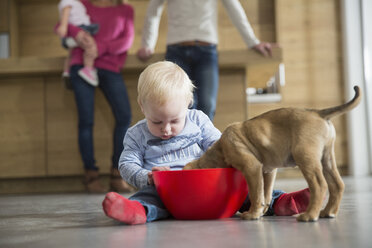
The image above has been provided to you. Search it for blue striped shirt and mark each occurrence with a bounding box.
[118,109,221,189]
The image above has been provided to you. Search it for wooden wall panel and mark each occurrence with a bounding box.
[275,0,342,104]
[0,0,9,32]
[9,0,19,57]
[45,77,80,176]
[18,0,62,57]
[214,70,246,131]
[0,77,46,178]
[123,72,145,125]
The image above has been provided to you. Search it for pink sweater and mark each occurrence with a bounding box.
[68,0,134,73]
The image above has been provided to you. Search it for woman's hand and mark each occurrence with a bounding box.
[147,166,170,185]
[136,47,154,61]
[56,25,68,38]
[253,42,278,57]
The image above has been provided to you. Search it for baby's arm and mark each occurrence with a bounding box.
[56,5,72,38]
[147,166,170,185]
[119,162,149,189]
[118,130,151,189]
[197,112,222,151]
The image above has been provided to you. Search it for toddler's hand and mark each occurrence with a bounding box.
[147,166,170,185]
[56,25,68,38]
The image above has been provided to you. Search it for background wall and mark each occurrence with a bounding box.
[0,0,347,182]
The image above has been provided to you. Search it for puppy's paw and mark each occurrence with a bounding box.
[296,212,318,222]
[241,210,262,220]
[319,209,336,218]
[263,202,270,214]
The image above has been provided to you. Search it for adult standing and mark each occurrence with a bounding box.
[66,0,134,193]
[137,0,274,120]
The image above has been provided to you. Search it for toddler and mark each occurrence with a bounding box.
[102,61,310,224]
[56,0,99,87]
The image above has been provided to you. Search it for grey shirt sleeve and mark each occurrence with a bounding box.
[193,110,221,151]
[118,128,150,189]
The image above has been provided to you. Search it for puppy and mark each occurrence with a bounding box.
[184,86,361,222]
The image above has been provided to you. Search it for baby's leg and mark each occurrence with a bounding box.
[102,192,146,225]
[75,30,98,86]
[239,188,310,216]
[129,186,171,222]
[61,51,73,89]
[75,30,97,68]
[273,188,311,216]
[63,52,71,75]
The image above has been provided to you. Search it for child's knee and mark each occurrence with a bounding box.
[77,31,96,47]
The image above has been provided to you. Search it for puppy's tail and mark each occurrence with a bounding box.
[317,86,362,120]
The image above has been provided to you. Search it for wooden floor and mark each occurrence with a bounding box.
[0,176,371,248]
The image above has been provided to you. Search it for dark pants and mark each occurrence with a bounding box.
[70,65,131,170]
[165,44,219,120]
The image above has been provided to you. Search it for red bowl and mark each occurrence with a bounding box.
[152,168,248,220]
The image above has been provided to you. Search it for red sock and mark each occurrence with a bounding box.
[102,192,147,225]
[273,188,310,216]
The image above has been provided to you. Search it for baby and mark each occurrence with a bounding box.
[56,0,99,87]
[102,61,310,224]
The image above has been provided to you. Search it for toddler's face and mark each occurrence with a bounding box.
[142,97,189,140]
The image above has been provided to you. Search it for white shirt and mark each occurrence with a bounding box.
[141,0,260,50]
[58,0,91,26]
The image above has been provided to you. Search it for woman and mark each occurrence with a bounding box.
[67,0,134,193]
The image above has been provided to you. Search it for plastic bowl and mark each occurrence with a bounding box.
[152,167,248,220]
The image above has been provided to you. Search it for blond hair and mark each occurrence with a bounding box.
[137,61,195,107]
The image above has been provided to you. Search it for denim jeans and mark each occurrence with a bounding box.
[165,44,219,120]
[70,65,131,171]
[79,24,99,35]
[129,186,285,222]
[130,186,171,222]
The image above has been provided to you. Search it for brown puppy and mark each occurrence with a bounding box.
[184,86,361,222]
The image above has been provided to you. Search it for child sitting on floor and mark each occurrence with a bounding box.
[102,61,310,224]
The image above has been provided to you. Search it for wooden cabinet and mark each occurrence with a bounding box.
[0,76,46,177]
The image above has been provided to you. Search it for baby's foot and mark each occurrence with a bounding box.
[78,67,99,87]
[102,192,146,224]
[273,188,310,216]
